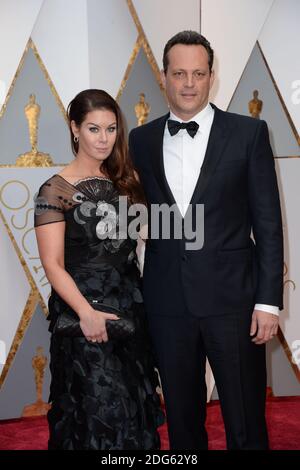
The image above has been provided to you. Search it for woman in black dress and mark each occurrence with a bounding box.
[34,89,164,450]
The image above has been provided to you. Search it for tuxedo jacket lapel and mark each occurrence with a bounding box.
[150,113,177,206]
[149,106,231,209]
[190,105,231,206]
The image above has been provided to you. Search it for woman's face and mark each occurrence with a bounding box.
[71,109,117,162]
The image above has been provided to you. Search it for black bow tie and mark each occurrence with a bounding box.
[167,119,199,138]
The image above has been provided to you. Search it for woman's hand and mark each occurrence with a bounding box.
[79,307,119,343]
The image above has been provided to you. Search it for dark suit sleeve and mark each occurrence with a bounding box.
[248,120,284,309]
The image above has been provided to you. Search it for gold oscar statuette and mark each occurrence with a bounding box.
[22,346,51,417]
[16,94,53,167]
[134,93,150,126]
[248,90,263,119]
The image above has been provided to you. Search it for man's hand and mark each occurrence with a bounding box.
[250,310,279,345]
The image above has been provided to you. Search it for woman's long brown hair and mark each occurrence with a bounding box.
[67,89,145,204]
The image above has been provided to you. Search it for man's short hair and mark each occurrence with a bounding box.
[163,30,214,73]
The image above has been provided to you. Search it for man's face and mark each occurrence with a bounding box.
[162,44,214,120]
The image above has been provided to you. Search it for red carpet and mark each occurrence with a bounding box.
[0,396,299,450]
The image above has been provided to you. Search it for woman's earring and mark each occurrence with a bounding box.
[74,136,79,143]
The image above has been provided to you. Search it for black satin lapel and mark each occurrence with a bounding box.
[150,113,177,206]
[189,108,230,206]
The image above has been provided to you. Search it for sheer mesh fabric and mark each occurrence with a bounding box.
[34,175,81,227]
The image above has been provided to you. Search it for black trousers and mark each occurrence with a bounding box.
[147,309,268,450]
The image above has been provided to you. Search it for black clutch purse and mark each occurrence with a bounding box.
[53,300,136,341]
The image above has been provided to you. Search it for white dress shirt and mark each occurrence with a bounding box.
[163,103,278,316]
[163,103,214,217]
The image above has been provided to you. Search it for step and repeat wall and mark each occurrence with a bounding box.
[0,0,299,418]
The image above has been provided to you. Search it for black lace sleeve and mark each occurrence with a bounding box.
[34,179,65,227]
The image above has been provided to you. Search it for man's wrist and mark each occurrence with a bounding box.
[254,304,279,316]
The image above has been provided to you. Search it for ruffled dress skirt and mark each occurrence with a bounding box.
[47,302,164,450]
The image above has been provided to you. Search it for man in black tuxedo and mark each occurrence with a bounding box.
[129,31,283,450]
